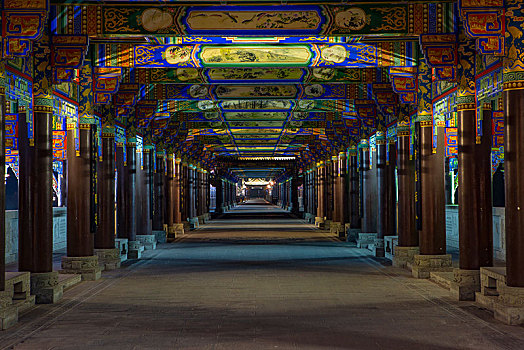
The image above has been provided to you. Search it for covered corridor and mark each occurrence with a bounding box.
[1,201,524,349]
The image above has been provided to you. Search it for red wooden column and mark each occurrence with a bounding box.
[338,151,348,238]
[348,146,361,239]
[411,58,451,279]
[63,123,102,280]
[394,117,418,267]
[375,131,387,257]
[451,33,493,300]
[125,139,140,258]
[174,158,183,230]
[94,127,120,271]
[17,30,61,303]
[152,151,166,243]
[0,64,6,295]
[315,162,326,228]
[164,153,174,237]
[136,146,155,250]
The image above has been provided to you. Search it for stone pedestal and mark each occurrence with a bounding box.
[183,221,191,231]
[346,227,361,243]
[189,217,199,229]
[0,291,17,330]
[30,271,62,304]
[392,246,419,268]
[411,254,452,279]
[128,241,144,259]
[356,233,377,249]
[324,219,332,230]
[94,248,122,271]
[450,268,480,301]
[329,222,343,235]
[315,216,325,229]
[370,238,385,257]
[60,256,102,281]
[115,238,128,262]
[384,236,398,261]
[153,230,166,244]
[136,235,157,250]
[475,267,524,325]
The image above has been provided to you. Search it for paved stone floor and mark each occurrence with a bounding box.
[2,200,524,349]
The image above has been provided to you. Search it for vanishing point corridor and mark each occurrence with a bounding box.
[1,200,524,349]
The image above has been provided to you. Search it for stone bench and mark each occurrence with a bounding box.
[115,238,129,262]
[475,267,524,325]
[1,272,36,329]
[136,234,157,250]
[356,233,377,249]
[384,236,398,261]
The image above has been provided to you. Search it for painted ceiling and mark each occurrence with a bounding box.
[38,0,464,173]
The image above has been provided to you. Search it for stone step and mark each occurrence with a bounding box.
[58,274,82,291]
[430,271,454,290]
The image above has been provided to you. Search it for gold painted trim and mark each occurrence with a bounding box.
[504,81,524,90]
[79,123,91,130]
[457,103,476,111]
[34,106,53,113]
[420,120,433,127]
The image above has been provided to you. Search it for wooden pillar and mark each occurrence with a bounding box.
[152,152,165,232]
[386,139,397,237]
[397,122,417,247]
[315,162,326,227]
[504,74,524,286]
[339,152,348,233]
[376,131,387,241]
[174,158,182,224]
[325,159,333,222]
[360,140,374,232]
[138,148,152,237]
[0,77,6,291]
[457,34,493,274]
[348,147,360,229]
[116,142,127,239]
[66,124,94,257]
[125,141,137,243]
[164,154,174,229]
[95,131,116,249]
[332,156,340,225]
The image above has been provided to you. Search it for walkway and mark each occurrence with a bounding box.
[2,201,524,349]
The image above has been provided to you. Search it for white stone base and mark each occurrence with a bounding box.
[115,238,128,262]
[60,255,102,281]
[384,236,398,261]
[450,268,480,301]
[356,233,377,249]
[153,230,166,244]
[329,222,343,236]
[411,254,452,279]
[346,227,361,243]
[128,241,145,259]
[94,248,122,271]
[30,271,62,304]
[475,267,524,325]
[392,246,419,268]
[0,290,17,330]
[369,238,385,257]
[315,217,325,229]
[136,235,157,250]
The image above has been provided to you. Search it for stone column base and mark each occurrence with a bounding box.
[0,291,17,330]
[315,216,325,229]
[329,222,343,236]
[384,236,398,261]
[392,246,419,268]
[370,238,385,257]
[324,220,332,230]
[60,256,102,281]
[136,235,157,250]
[356,233,377,249]
[94,248,122,271]
[115,238,128,262]
[153,230,166,244]
[474,267,524,325]
[189,217,199,229]
[346,228,361,243]
[128,241,145,259]
[183,221,191,231]
[411,254,452,279]
[31,271,63,304]
[449,268,480,301]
